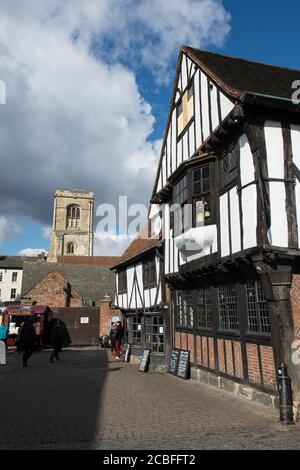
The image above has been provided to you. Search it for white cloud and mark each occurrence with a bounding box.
[0,216,21,245]
[0,1,230,253]
[41,225,52,239]
[18,248,48,257]
[94,233,134,257]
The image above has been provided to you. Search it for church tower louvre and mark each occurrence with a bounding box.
[47,188,94,262]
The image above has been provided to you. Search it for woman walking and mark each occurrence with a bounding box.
[114,321,124,360]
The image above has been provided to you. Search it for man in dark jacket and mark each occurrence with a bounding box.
[19,317,36,367]
[49,320,65,363]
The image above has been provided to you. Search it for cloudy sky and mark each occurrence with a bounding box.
[0,0,299,256]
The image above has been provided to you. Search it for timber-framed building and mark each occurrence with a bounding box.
[150,46,300,409]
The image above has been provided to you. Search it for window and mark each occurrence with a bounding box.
[177,80,194,135]
[67,204,80,228]
[11,288,17,300]
[0,289,1,299]
[172,175,189,237]
[118,270,127,293]
[12,272,18,283]
[143,258,157,288]
[192,165,211,226]
[66,242,75,254]
[221,144,238,188]
[175,291,194,327]
[145,316,164,353]
[0,272,2,282]
[127,316,142,346]
[197,289,212,329]
[246,281,270,334]
[218,285,239,332]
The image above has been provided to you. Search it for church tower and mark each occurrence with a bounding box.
[48,189,94,262]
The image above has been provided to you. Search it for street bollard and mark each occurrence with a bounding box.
[278,363,294,425]
[0,340,6,365]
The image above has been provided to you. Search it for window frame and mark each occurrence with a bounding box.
[66,204,81,229]
[118,269,127,294]
[145,315,165,354]
[220,142,239,190]
[10,288,17,300]
[246,281,270,335]
[127,315,142,347]
[217,284,239,333]
[143,257,157,289]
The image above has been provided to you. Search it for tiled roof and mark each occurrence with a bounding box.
[113,225,160,268]
[0,256,37,269]
[57,256,121,267]
[183,46,300,100]
[21,261,116,302]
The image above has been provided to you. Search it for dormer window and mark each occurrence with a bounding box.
[67,204,80,228]
[177,80,194,136]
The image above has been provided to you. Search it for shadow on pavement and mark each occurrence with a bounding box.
[0,349,111,449]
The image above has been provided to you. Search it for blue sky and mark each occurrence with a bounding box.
[0,0,299,256]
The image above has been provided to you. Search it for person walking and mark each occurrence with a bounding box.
[114,321,125,360]
[108,322,117,356]
[49,320,63,363]
[0,322,8,351]
[19,317,36,367]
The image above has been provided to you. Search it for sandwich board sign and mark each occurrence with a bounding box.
[138,349,151,372]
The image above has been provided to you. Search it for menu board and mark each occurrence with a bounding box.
[176,349,190,380]
[168,348,180,375]
[138,349,151,372]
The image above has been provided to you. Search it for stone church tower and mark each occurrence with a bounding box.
[48,189,94,262]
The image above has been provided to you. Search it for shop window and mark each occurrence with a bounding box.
[246,281,270,334]
[218,285,239,332]
[118,269,127,294]
[127,316,142,347]
[143,258,157,288]
[177,80,194,135]
[145,316,164,353]
[175,291,194,327]
[197,289,212,329]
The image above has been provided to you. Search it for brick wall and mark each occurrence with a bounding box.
[260,345,277,390]
[99,300,121,336]
[246,343,261,384]
[22,270,82,308]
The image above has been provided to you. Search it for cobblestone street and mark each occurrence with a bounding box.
[1,349,300,450]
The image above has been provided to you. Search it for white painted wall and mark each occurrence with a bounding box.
[0,269,23,302]
[239,134,257,249]
[264,121,288,247]
[290,124,300,248]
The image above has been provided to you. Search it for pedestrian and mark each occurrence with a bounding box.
[49,320,63,363]
[0,322,8,351]
[16,321,24,352]
[114,321,125,360]
[19,317,36,367]
[108,322,117,356]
